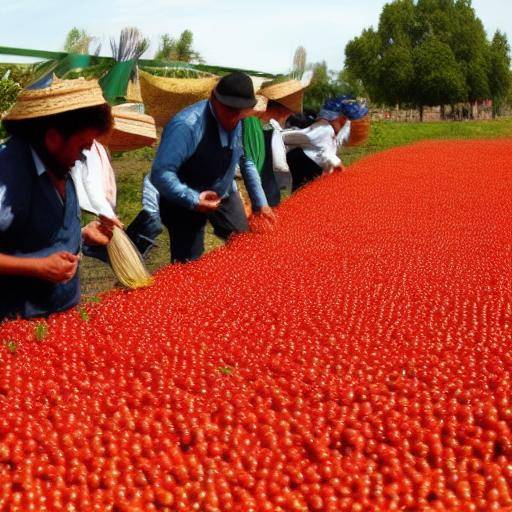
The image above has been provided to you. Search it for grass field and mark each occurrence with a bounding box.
[80,118,512,296]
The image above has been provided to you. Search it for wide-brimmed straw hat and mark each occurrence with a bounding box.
[3,78,107,121]
[252,94,269,112]
[260,79,305,113]
[108,104,157,152]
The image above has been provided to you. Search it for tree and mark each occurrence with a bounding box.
[413,36,466,119]
[303,62,354,112]
[64,27,97,55]
[379,44,415,106]
[155,30,202,63]
[344,0,511,119]
[488,30,512,116]
[345,28,384,103]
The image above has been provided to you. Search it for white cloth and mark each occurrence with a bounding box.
[268,119,289,173]
[282,119,351,173]
[71,141,117,218]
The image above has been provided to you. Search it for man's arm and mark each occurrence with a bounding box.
[239,156,268,212]
[150,121,201,210]
[0,252,79,283]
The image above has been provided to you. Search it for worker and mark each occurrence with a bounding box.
[150,72,275,263]
[283,96,368,191]
[0,79,114,320]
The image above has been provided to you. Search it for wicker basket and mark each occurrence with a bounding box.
[108,106,157,152]
[348,115,371,146]
[139,70,218,127]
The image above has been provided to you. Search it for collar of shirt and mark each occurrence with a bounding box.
[30,147,65,205]
[30,147,46,176]
[208,101,241,149]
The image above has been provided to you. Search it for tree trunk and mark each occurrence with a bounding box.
[440,104,446,121]
[419,105,424,122]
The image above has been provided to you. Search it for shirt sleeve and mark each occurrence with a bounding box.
[150,120,201,210]
[281,127,312,146]
[336,120,351,148]
[239,156,268,211]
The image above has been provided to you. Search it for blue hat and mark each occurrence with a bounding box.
[319,95,368,121]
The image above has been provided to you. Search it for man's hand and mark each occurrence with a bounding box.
[35,252,79,283]
[82,220,114,246]
[195,191,221,213]
[98,215,124,230]
[250,205,277,233]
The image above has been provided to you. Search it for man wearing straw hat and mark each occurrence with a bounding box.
[151,72,275,263]
[0,79,114,320]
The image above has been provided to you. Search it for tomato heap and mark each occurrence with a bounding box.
[0,140,511,511]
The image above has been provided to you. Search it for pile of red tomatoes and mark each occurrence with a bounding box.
[0,140,511,511]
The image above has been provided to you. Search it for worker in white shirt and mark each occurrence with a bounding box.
[282,96,368,192]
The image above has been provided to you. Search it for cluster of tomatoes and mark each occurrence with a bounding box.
[0,139,511,511]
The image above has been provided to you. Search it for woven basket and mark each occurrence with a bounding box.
[348,115,371,146]
[139,69,218,127]
[108,106,157,152]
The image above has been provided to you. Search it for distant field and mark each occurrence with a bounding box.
[81,118,512,296]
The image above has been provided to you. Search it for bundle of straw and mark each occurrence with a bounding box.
[107,227,154,289]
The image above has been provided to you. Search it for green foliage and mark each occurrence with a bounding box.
[303,62,354,112]
[413,36,466,107]
[0,78,20,114]
[344,0,511,116]
[34,322,48,342]
[155,30,202,63]
[64,27,94,54]
[488,31,512,115]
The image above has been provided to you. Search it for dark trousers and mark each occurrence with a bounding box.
[286,147,323,192]
[126,209,164,258]
[260,130,281,207]
[160,191,249,263]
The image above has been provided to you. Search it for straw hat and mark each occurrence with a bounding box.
[3,79,107,121]
[260,79,305,113]
[252,94,269,112]
[108,104,157,152]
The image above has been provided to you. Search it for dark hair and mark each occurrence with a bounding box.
[285,109,318,129]
[2,103,113,144]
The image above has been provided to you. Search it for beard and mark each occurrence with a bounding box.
[34,144,74,180]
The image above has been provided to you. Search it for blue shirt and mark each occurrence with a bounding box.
[0,137,82,320]
[151,100,268,211]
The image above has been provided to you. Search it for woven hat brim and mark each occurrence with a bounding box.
[108,108,157,152]
[260,79,304,101]
[3,79,107,121]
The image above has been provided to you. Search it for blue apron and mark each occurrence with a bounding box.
[0,137,82,320]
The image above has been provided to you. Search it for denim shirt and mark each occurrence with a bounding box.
[0,137,81,320]
[151,100,268,211]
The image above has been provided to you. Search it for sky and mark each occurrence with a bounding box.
[1,0,511,74]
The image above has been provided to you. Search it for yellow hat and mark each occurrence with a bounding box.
[3,78,107,121]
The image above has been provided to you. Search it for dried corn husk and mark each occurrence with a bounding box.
[107,227,154,289]
[139,69,218,127]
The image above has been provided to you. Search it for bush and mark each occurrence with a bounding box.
[0,78,21,139]
[0,78,21,114]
